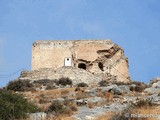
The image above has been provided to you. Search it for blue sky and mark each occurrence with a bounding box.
[0,0,160,87]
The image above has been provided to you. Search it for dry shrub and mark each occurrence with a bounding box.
[46,84,56,90]
[39,98,48,104]
[109,99,157,120]
[75,87,81,91]
[62,108,73,116]
[47,100,64,114]
[77,82,88,87]
[70,106,78,111]
[105,91,113,102]
[114,81,131,85]
[97,91,104,97]
[134,86,143,92]
[87,102,94,108]
[133,99,154,108]
[98,80,109,87]
[76,90,88,99]
[56,77,72,86]
[46,99,77,117]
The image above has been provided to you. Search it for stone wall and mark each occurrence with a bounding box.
[20,67,101,85]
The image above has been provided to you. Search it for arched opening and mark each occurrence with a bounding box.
[98,62,104,71]
[78,63,86,70]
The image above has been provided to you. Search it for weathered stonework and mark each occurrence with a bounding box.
[20,40,130,84]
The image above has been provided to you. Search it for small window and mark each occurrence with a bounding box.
[67,58,69,61]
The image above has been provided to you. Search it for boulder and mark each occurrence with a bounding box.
[87,97,102,104]
[118,85,130,94]
[152,81,160,88]
[144,87,159,94]
[147,94,160,104]
[101,84,118,93]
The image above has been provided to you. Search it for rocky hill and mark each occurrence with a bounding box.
[3,77,160,120]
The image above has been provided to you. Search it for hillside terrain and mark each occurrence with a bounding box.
[1,77,160,120]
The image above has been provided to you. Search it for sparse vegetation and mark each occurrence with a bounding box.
[129,81,149,92]
[46,99,77,116]
[34,79,56,85]
[46,84,56,90]
[6,79,34,91]
[98,80,109,86]
[75,87,81,91]
[56,77,72,86]
[107,99,156,120]
[114,81,131,85]
[77,82,88,87]
[133,99,154,108]
[0,90,40,120]
[134,86,143,92]
[47,100,64,114]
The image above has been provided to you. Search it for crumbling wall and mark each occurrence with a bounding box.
[31,40,130,83]
[20,67,101,85]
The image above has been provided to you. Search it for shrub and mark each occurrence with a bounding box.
[0,90,39,120]
[46,84,56,90]
[109,99,155,120]
[77,82,88,87]
[6,79,33,91]
[133,99,154,108]
[34,79,56,85]
[132,81,143,86]
[114,81,131,85]
[134,86,142,92]
[109,107,132,120]
[98,80,109,86]
[70,106,78,111]
[47,100,65,114]
[56,77,72,86]
[129,86,134,91]
[75,87,81,91]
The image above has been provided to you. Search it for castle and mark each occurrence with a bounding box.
[20,40,130,84]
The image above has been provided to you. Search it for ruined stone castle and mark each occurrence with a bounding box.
[20,40,130,85]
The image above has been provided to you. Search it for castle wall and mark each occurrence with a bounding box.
[32,41,73,70]
[31,40,130,83]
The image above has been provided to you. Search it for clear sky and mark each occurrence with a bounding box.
[0,0,160,87]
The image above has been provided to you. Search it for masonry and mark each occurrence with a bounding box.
[20,40,130,84]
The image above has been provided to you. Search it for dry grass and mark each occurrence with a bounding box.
[96,105,160,120]
[22,88,75,100]
[131,106,160,120]
[76,90,91,100]
[21,88,75,111]
[87,102,95,108]
[105,91,113,102]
